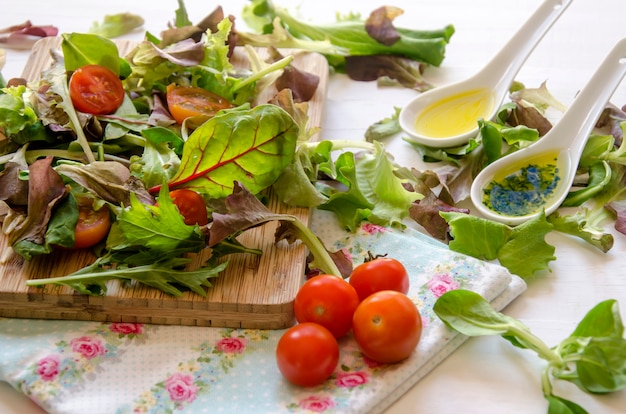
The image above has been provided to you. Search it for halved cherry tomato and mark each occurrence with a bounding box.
[168,189,209,226]
[276,322,339,387]
[73,197,111,249]
[166,84,232,126]
[294,274,360,338]
[352,290,422,364]
[68,65,125,115]
[349,257,410,302]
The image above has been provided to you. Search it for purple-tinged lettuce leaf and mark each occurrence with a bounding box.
[56,160,155,206]
[607,199,626,235]
[9,156,69,259]
[409,193,469,242]
[209,182,343,276]
[0,21,58,50]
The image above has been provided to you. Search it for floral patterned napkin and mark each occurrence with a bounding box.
[0,210,526,414]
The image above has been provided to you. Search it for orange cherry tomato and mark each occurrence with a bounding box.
[276,322,339,387]
[168,189,209,226]
[166,84,233,126]
[349,257,410,302]
[352,290,422,364]
[73,197,111,249]
[294,274,360,338]
[68,65,125,115]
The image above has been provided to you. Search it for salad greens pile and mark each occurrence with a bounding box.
[366,81,626,278]
[0,1,450,295]
[434,290,626,414]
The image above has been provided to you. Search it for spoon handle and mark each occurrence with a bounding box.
[555,38,626,156]
[484,0,572,92]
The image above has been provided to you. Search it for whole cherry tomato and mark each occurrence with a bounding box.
[349,257,410,302]
[168,189,209,226]
[275,322,339,387]
[294,274,360,338]
[73,196,111,249]
[68,64,125,115]
[166,84,233,126]
[352,290,422,363]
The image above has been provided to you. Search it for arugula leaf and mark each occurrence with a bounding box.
[116,187,204,254]
[27,257,227,297]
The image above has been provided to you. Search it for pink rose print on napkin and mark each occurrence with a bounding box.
[361,223,386,235]
[165,372,198,403]
[427,273,459,298]
[109,322,143,335]
[36,354,60,382]
[70,336,106,359]
[335,371,369,388]
[298,395,336,412]
[216,337,247,354]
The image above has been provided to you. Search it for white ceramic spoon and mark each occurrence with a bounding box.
[470,37,626,226]
[399,0,572,148]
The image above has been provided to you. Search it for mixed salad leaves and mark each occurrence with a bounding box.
[0,1,452,294]
[1,2,624,412]
[365,81,626,278]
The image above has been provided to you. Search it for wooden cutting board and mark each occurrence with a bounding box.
[0,37,329,329]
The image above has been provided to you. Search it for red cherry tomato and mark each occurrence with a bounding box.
[276,322,339,387]
[352,290,422,364]
[168,189,209,226]
[294,274,360,338]
[68,65,125,115]
[166,84,232,126]
[73,197,111,249]
[349,257,410,302]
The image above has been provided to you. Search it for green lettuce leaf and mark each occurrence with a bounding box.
[441,210,555,278]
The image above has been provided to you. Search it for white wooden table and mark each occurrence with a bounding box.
[1,0,625,412]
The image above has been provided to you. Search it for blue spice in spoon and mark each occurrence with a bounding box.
[483,162,560,217]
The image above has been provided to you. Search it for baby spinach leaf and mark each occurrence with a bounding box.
[546,394,587,414]
[432,289,519,336]
[570,299,623,339]
[61,33,121,74]
[434,291,626,414]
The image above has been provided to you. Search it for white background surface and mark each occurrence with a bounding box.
[1,0,625,413]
